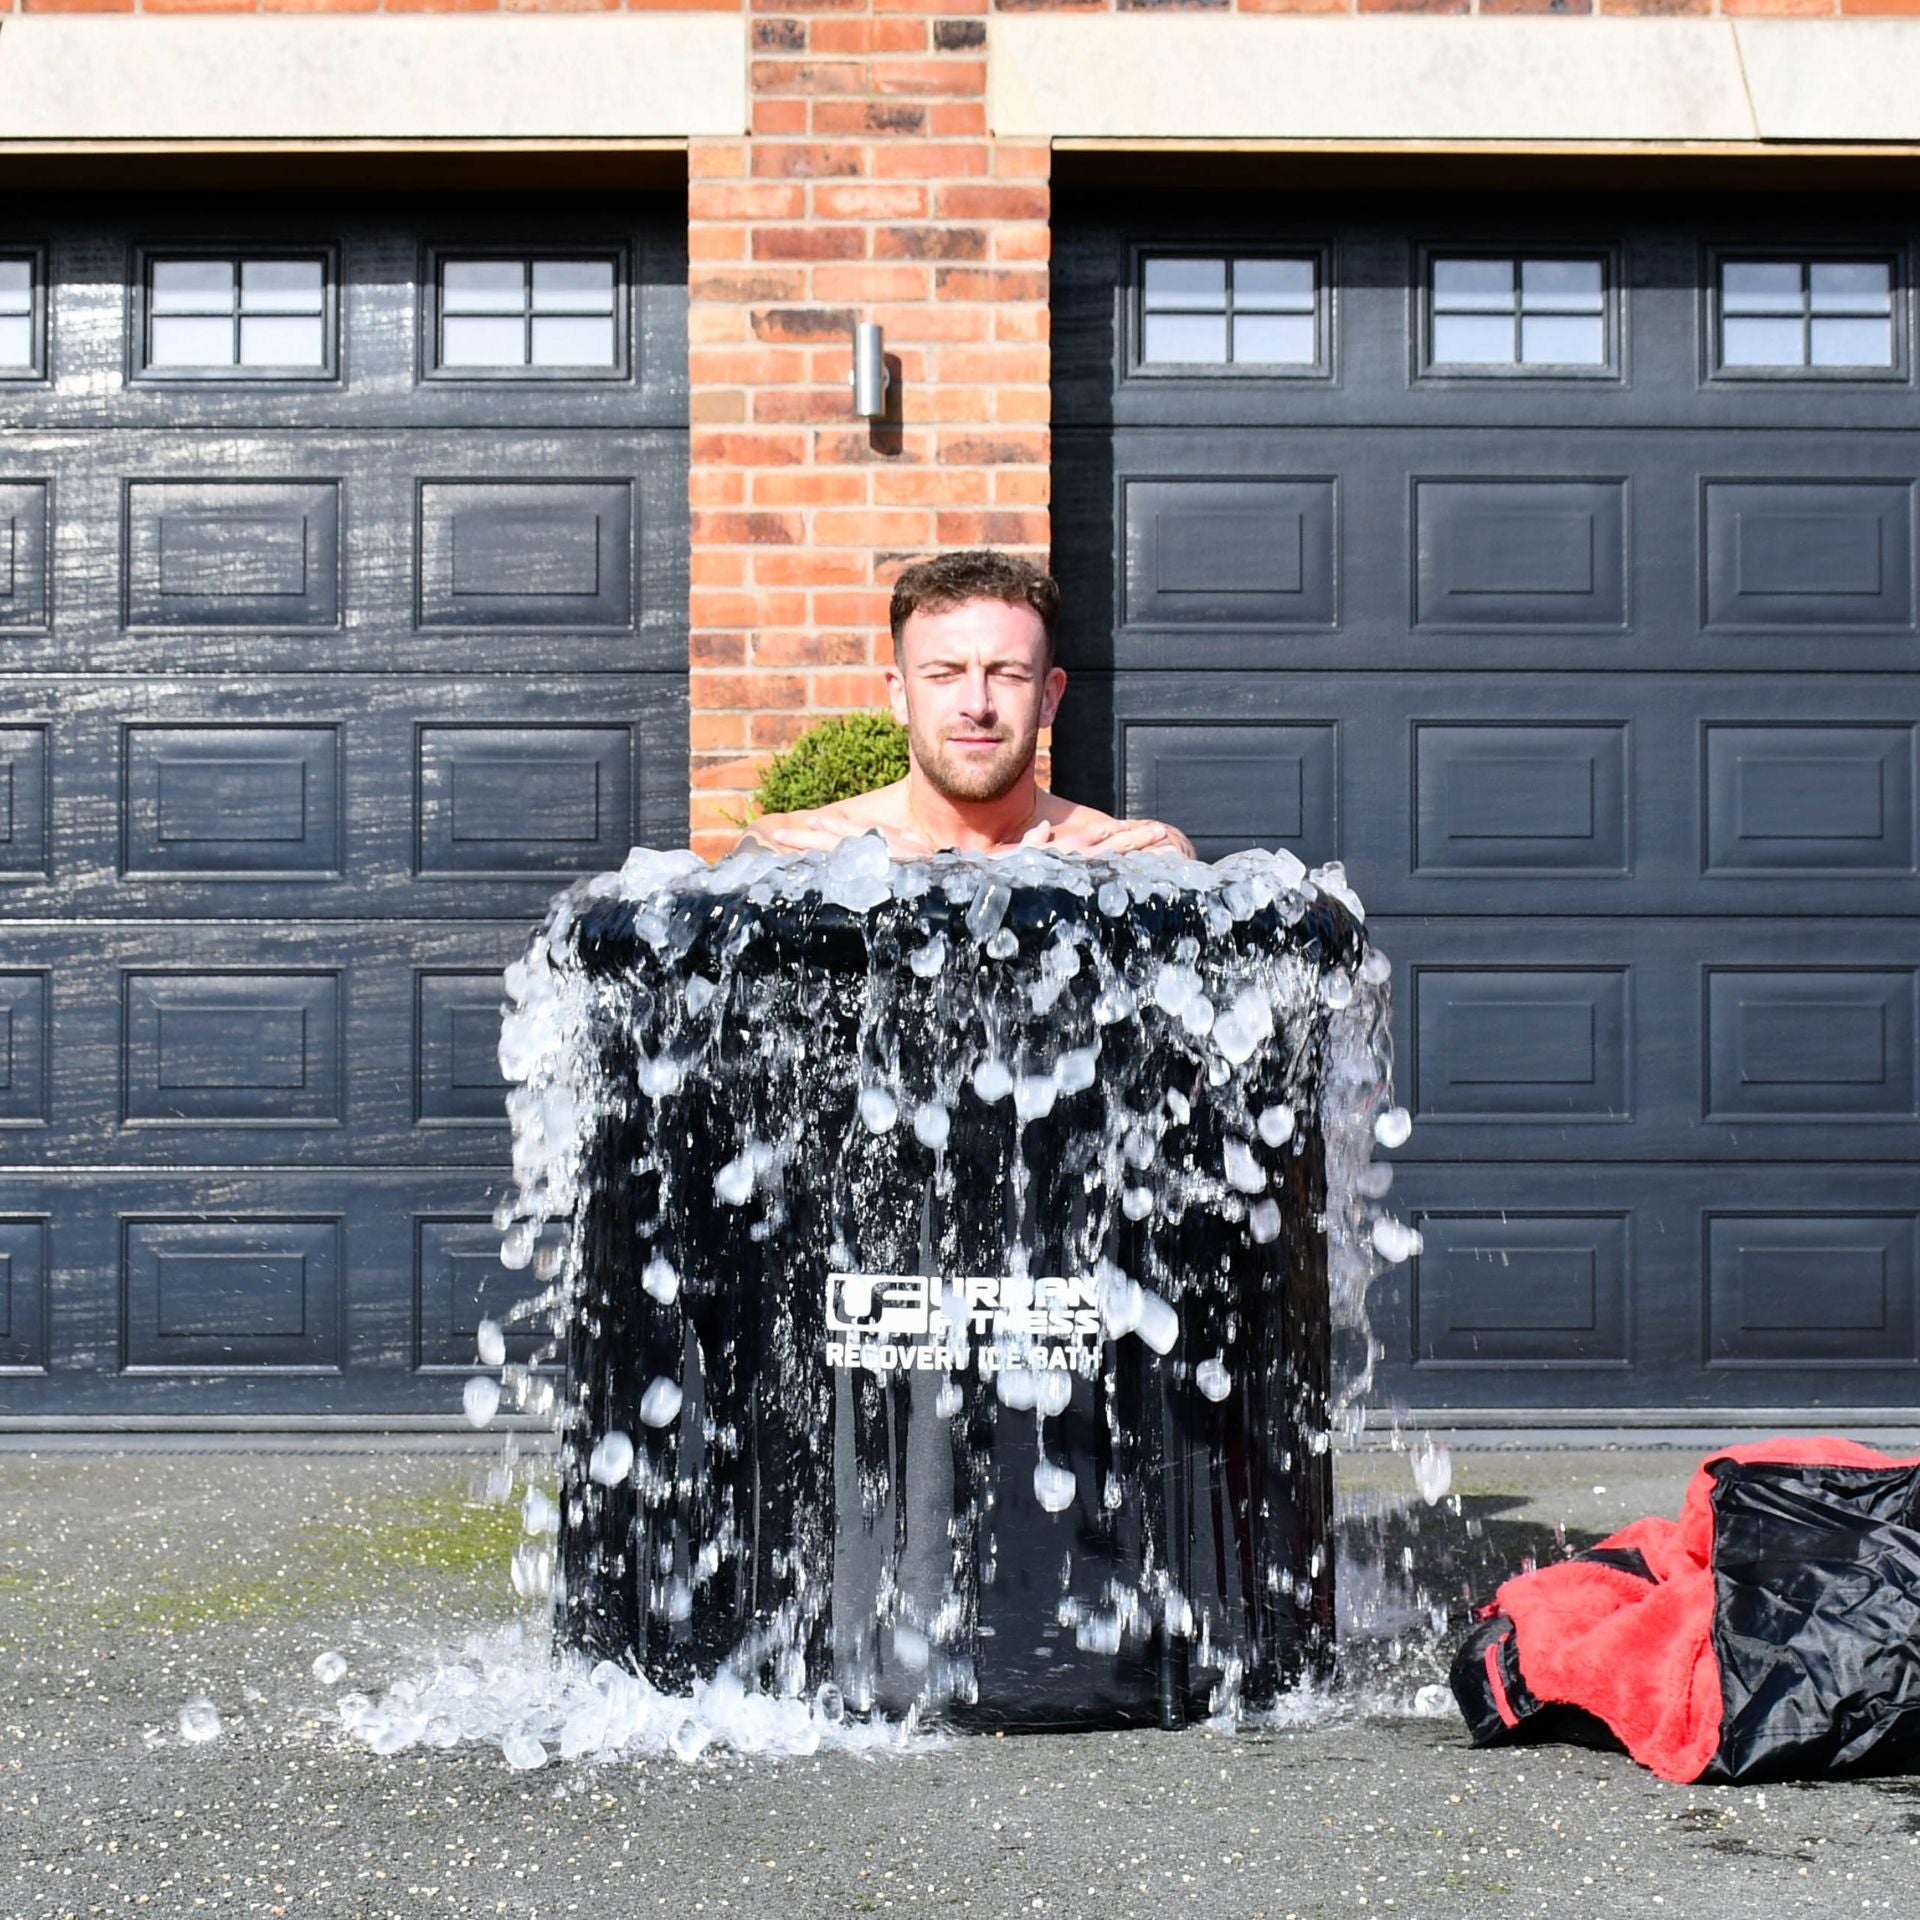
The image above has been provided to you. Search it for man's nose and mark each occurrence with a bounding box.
[960,671,996,717]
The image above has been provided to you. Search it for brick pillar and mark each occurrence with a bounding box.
[685,2,1051,860]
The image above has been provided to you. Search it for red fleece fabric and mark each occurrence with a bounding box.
[1493,1437,1917,1783]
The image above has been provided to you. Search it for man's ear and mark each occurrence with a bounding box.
[1039,664,1067,729]
[885,657,909,727]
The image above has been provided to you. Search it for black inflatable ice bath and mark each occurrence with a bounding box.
[539,853,1375,1730]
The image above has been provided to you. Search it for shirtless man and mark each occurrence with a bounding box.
[736,549,1196,861]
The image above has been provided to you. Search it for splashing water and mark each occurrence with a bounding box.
[384,836,1413,1761]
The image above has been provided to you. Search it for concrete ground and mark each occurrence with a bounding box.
[5,1434,1920,1920]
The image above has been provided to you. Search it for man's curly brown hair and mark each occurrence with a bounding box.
[888,550,1059,666]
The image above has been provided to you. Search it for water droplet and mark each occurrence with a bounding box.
[1374,1106,1413,1150]
[1411,1439,1452,1507]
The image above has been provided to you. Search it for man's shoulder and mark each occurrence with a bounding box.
[737,788,901,852]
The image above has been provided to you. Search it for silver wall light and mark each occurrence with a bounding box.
[851,320,890,420]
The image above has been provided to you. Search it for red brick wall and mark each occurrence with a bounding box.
[687,2,1051,857]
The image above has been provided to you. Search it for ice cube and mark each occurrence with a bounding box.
[522,1489,556,1535]
[965,879,1012,942]
[1223,1138,1267,1195]
[1374,1107,1413,1150]
[1092,984,1137,1025]
[714,1142,772,1205]
[1097,880,1129,918]
[1212,987,1274,1066]
[1012,1075,1057,1121]
[909,933,947,978]
[588,1430,635,1487]
[985,927,1019,960]
[1412,1683,1453,1718]
[1135,1290,1180,1355]
[1033,1369,1073,1418]
[1246,1198,1282,1244]
[642,1255,681,1304]
[1033,1462,1077,1514]
[971,1058,1013,1104]
[502,1731,549,1771]
[1359,948,1392,985]
[1121,1187,1154,1222]
[912,1101,951,1153]
[934,1377,965,1420]
[1180,994,1214,1038]
[639,1377,684,1428]
[891,1624,930,1672]
[858,1086,899,1133]
[1320,969,1354,1011]
[311,1651,348,1687]
[476,1318,507,1367]
[1195,1358,1231,1403]
[821,832,893,913]
[500,1220,537,1271]
[995,1367,1039,1411]
[177,1698,221,1744]
[1098,1264,1144,1338]
[1371,1217,1423,1264]
[1151,962,1202,1018]
[683,973,719,1017]
[1053,1047,1097,1096]
[462,1376,502,1429]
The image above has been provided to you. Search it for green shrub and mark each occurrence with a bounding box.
[754,710,910,814]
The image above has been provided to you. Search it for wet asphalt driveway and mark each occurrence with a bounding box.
[5,1437,1918,1920]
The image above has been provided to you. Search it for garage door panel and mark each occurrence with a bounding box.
[1372,916,1920,1163]
[1080,671,1920,917]
[12,429,686,675]
[6,674,683,918]
[3,920,532,1165]
[0,1170,539,1413]
[1370,1164,1920,1409]
[1069,426,1920,675]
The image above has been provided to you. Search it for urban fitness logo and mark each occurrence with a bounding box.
[825,1271,1103,1376]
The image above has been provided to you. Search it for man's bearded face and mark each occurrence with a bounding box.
[888,598,1065,804]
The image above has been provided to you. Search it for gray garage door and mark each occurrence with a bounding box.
[1054,190,1920,1416]
[0,194,686,1419]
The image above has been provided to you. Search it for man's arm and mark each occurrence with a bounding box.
[727,806,872,858]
